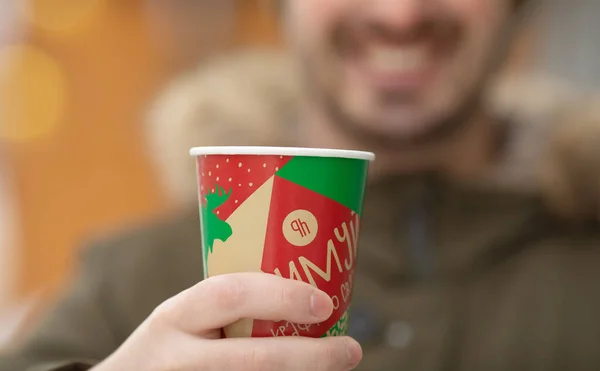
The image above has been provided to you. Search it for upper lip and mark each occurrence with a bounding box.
[368,45,429,72]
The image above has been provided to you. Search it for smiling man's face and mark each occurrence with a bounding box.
[284,0,518,147]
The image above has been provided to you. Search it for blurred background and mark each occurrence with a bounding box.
[0,0,598,349]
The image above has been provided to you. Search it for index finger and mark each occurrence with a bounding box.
[155,272,334,334]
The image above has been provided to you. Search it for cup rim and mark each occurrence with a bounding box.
[189,146,375,161]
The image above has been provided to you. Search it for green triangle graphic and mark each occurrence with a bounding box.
[276,156,369,215]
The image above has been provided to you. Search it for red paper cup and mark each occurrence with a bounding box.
[190,146,375,338]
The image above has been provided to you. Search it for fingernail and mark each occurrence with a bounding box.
[345,338,363,367]
[310,292,332,319]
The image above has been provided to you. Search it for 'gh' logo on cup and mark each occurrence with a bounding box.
[291,218,311,238]
[283,210,318,246]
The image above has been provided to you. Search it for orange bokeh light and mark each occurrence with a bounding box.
[23,0,107,38]
[0,45,67,143]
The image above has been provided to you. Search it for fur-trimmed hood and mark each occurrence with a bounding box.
[145,49,301,207]
[145,49,600,221]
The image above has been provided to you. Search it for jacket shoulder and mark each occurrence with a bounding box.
[80,208,204,334]
[0,210,203,371]
[489,73,600,221]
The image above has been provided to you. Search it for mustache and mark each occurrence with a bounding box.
[331,15,464,54]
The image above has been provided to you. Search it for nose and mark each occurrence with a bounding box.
[362,0,425,33]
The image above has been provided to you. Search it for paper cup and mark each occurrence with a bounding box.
[189,146,375,338]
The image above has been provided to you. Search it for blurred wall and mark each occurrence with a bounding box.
[0,166,17,307]
[0,0,283,314]
[536,0,600,92]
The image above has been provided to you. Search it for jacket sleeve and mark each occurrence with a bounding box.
[0,242,125,371]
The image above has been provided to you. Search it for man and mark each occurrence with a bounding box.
[2,0,600,370]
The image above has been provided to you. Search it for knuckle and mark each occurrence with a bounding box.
[205,275,247,311]
[147,297,178,330]
[240,345,271,371]
[277,283,297,310]
[315,340,344,371]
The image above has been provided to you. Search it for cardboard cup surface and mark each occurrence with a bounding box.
[190,146,374,338]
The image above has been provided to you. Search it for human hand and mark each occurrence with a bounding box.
[92,272,362,371]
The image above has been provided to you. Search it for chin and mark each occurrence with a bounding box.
[332,93,475,148]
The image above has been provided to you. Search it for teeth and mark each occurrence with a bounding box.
[370,46,427,72]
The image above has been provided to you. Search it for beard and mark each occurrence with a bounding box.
[319,79,485,150]
[294,11,519,152]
